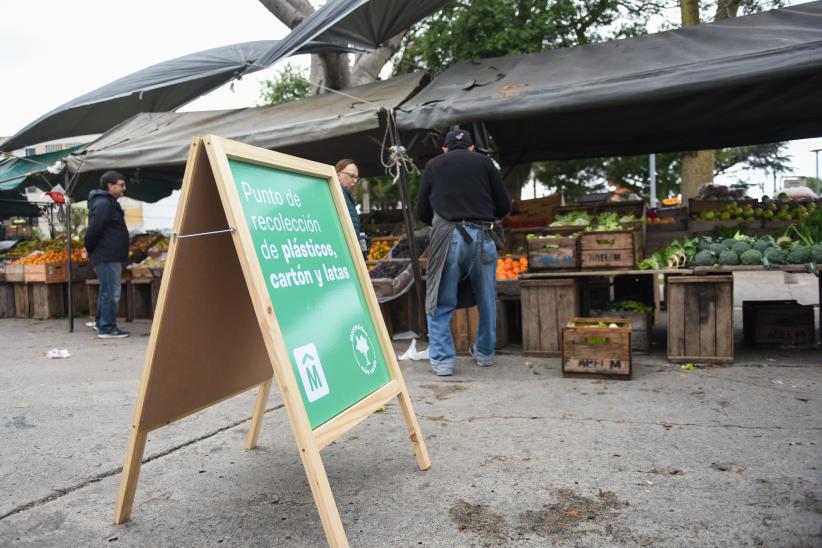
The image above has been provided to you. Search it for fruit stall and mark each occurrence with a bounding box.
[0,232,171,321]
[500,189,822,369]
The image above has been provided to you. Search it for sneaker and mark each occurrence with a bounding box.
[98,328,130,339]
[85,321,99,331]
[469,344,494,367]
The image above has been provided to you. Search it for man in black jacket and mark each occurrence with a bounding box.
[416,130,511,375]
[84,171,130,338]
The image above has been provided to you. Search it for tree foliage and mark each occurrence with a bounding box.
[393,0,790,202]
[258,63,311,106]
[395,0,652,76]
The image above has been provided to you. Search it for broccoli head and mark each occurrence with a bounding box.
[731,241,751,254]
[752,240,773,252]
[764,247,787,265]
[740,249,763,265]
[812,243,822,264]
[721,238,737,249]
[718,250,740,266]
[693,250,716,267]
[786,246,811,265]
[708,243,727,255]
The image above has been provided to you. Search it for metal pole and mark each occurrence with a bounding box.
[812,148,821,196]
[64,170,74,333]
[386,110,427,339]
[649,154,657,207]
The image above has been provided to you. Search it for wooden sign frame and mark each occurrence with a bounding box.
[114,136,430,547]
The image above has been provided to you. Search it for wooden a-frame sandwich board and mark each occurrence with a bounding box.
[114,136,430,547]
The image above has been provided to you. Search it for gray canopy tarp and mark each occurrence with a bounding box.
[0,40,359,153]
[66,71,430,202]
[397,2,822,165]
[249,0,453,71]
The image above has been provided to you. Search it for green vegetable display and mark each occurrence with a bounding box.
[607,300,653,314]
[549,211,592,227]
[636,236,698,270]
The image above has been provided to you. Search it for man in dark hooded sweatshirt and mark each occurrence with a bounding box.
[84,171,130,338]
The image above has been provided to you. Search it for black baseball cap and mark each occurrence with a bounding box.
[444,129,473,149]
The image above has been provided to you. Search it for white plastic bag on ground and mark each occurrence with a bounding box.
[398,339,429,361]
[45,348,71,359]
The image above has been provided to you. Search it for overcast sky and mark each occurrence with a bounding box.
[0,0,297,137]
[1,0,820,198]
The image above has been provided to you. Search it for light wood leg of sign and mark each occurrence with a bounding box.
[245,379,272,449]
[299,441,349,548]
[396,388,431,470]
[113,427,148,524]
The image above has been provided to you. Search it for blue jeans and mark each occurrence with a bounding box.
[427,226,497,375]
[95,262,122,334]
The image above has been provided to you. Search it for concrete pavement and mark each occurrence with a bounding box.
[0,281,820,546]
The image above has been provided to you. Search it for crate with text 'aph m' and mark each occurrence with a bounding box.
[562,318,632,378]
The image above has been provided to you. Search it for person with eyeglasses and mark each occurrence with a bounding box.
[335,159,366,253]
[83,170,130,339]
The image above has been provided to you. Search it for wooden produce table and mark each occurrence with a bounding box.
[519,269,693,356]
[86,278,134,322]
[518,269,692,357]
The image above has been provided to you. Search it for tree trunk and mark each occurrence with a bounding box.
[258,0,401,93]
[501,164,532,200]
[681,150,715,198]
[679,0,714,199]
[350,33,405,86]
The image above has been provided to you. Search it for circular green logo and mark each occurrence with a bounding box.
[349,324,378,375]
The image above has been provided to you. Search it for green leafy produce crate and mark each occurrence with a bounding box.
[562,318,632,378]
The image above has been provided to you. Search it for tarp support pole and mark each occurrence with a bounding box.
[65,170,74,333]
[649,153,657,207]
[387,115,427,340]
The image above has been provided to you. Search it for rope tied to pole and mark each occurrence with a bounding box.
[380,108,419,180]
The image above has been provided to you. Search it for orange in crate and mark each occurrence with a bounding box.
[496,255,528,280]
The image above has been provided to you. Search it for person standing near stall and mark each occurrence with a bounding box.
[336,159,367,255]
[84,170,130,339]
[416,130,511,376]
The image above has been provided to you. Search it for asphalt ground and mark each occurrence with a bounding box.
[0,272,820,546]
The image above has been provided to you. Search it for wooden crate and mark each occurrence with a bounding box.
[368,260,412,300]
[449,300,510,353]
[505,195,564,230]
[592,309,651,354]
[31,283,66,319]
[70,262,96,281]
[610,310,652,354]
[25,263,69,283]
[86,279,132,321]
[366,236,398,262]
[70,281,90,316]
[128,265,154,280]
[521,279,579,356]
[742,300,816,346]
[562,318,632,377]
[5,264,25,283]
[14,283,31,318]
[667,275,733,364]
[0,283,15,318]
[129,279,155,319]
[580,230,641,270]
[527,236,578,270]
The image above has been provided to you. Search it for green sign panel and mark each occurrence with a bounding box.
[228,159,391,429]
